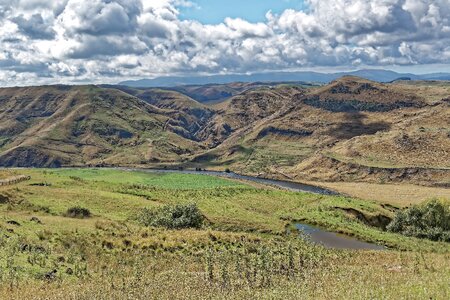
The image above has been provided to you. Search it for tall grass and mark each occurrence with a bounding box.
[0,168,449,299]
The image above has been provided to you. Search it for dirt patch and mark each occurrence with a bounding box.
[0,193,10,204]
[336,207,392,229]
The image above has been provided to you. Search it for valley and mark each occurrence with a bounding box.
[0,77,449,299]
[2,1,450,298]
[0,77,449,191]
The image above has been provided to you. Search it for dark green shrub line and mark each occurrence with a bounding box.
[387,199,449,242]
[64,206,91,219]
[136,203,204,229]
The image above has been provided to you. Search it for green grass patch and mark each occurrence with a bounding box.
[48,168,244,190]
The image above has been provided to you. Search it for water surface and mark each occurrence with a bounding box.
[295,223,385,250]
[124,168,383,250]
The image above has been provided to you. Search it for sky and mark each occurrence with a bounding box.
[0,0,449,86]
[179,0,307,24]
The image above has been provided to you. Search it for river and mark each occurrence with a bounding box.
[126,168,384,250]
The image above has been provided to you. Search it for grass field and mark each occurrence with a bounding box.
[47,169,244,190]
[0,169,449,299]
[309,181,450,207]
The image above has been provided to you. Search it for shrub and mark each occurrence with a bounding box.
[0,193,10,204]
[65,206,91,219]
[136,203,204,229]
[387,199,450,242]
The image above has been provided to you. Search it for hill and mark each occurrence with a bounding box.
[190,77,450,186]
[119,69,450,87]
[0,85,204,167]
[0,77,449,186]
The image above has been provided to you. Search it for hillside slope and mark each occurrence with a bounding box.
[0,78,449,186]
[192,77,450,186]
[0,86,201,167]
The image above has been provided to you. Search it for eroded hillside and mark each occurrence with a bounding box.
[190,77,450,186]
[1,77,449,186]
[0,86,202,166]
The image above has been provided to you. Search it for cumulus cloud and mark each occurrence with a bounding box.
[0,0,449,86]
[12,13,56,39]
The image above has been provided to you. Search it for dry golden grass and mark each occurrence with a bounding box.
[0,169,17,180]
[2,248,449,300]
[309,181,450,207]
[394,81,450,104]
[1,168,449,299]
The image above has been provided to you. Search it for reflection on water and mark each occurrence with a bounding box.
[295,223,385,250]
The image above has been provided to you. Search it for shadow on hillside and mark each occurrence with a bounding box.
[328,112,390,139]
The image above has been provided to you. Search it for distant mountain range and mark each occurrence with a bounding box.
[119,69,450,87]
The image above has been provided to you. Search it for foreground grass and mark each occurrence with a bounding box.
[0,168,449,299]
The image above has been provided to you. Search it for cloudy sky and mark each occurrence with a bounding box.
[0,0,449,86]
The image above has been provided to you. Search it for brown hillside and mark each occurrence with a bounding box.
[0,77,448,186]
[0,86,201,167]
[297,76,426,112]
[195,78,449,186]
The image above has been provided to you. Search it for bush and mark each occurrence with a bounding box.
[0,193,10,204]
[65,206,91,219]
[387,199,449,242]
[136,203,204,229]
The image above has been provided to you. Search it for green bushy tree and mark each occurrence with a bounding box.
[387,199,449,242]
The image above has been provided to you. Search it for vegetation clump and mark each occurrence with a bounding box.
[64,206,91,219]
[0,193,10,204]
[387,199,450,242]
[136,203,204,229]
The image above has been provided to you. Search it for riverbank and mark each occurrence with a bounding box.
[49,165,449,206]
[303,181,450,207]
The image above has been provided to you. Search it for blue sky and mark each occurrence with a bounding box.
[179,0,307,24]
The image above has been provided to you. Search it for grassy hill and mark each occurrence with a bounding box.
[192,77,450,186]
[0,77,449,186]
[0,85,204,167]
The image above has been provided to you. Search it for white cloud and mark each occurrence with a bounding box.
[0,0,449,86]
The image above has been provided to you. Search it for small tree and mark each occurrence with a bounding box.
[387,199,449,242]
